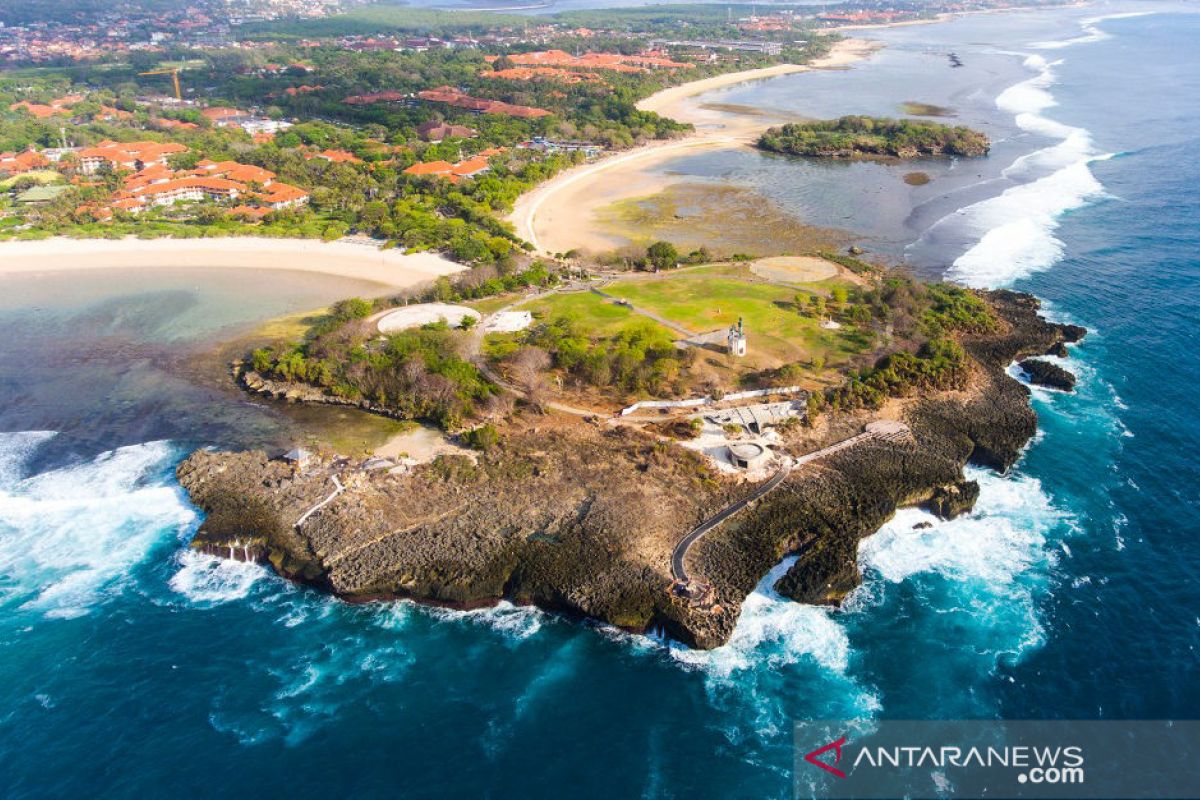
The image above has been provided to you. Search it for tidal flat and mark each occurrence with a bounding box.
[595,183,848,257]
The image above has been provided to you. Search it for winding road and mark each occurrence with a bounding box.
[672,460,792,583]
[670,420,911,585]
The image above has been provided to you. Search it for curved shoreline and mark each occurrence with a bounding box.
[0,237,466,290]
[508,38,883,254]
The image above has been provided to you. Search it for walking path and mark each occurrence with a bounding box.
[295,475,345,528]
[670,420,911,584]
[672,461,791,583]
[590,286,697,337]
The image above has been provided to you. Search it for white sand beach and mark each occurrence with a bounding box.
[0,237,466,290]
[508,38,883,255]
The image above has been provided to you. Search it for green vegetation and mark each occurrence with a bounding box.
[0,21,837,258]
[899,102,954,117]
[252,315,494,429]
[758,116,990,159]
[601,274,863,366]
[516,315,692,397]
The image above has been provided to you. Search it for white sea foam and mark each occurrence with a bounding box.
[859,469,1064,586]
[421,599,547,641]
[669,557,853,677]
[169,549,266,605]
[855,468,1071,668]
[0,430,56,489]
[945,54,1113,288]
[1032,12,1153,50]
[0,434,196,618]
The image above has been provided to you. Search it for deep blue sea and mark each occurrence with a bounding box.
[2,8,1199,798]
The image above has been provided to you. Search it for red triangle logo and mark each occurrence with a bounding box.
[805,736,848,779]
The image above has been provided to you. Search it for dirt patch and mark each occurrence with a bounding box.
[749,256,840,284]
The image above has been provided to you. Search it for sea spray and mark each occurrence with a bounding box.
[0,433,195,618]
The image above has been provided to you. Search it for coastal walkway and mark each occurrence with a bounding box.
[671,461,792,583]
[669,420,912,586]
[295,475,345,529]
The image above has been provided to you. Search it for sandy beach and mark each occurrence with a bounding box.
[508,38,883,254]
[0,236,465,290]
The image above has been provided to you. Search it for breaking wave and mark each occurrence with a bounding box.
[0,432,195,618]
[169,549,267,606]
[947,54,1112,287]
[1031,11,1153,50]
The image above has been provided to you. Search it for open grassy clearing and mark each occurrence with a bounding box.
[516,289,674,339]
[601,274,868,367]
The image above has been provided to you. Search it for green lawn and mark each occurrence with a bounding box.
[465,294,522,316]
[517,290,673,338]
[601,275,867,367]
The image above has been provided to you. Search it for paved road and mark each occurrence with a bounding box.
[670,421,911,584]
[671,461,791,583]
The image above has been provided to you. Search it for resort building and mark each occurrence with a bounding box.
[417,121,477,142]
[416,86,550,119]
[403,150,503,183]
[0,149,50,174]
[77,140,188,174]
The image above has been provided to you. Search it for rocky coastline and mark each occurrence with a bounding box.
[177,290,1083,650]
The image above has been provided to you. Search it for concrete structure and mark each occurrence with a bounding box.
[282,447,313,471]
[482,310,533,333]
[727,442,768,470]
[727,317,747,357]
[706,400,803,434]
[377,303,481,333]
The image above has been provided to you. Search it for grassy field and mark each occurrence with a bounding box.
[465,294,523,316]
[517,289,674,338]
[601,274,868,367]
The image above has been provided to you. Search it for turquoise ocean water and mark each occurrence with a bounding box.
[1,8,1198,798]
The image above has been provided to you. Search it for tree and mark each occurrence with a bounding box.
[646,240,679,271]
[492,55,516,72]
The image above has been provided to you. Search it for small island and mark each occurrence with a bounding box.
[758,116,990,159]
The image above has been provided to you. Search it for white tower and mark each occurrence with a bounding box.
[727,317,747,357]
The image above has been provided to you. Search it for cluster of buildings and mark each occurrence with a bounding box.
[5,139,312,219]
[489,49,692,73]
[415,87,550,120]
[344,87,550,119]
[0,0,358,63]
[402,148,504,184]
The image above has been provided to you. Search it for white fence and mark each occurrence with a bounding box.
[619,385,805,416]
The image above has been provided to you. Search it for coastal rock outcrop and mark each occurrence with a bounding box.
[1019,358,1077,392]
[178,291,1084,649]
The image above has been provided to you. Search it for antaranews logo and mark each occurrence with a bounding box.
[795,721,1200,800]
[804,737,848,779]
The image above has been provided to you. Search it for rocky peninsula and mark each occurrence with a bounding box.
[177,288,1082,649]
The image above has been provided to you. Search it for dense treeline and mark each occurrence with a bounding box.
[248,261,562,427]
[758,116,990,158]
